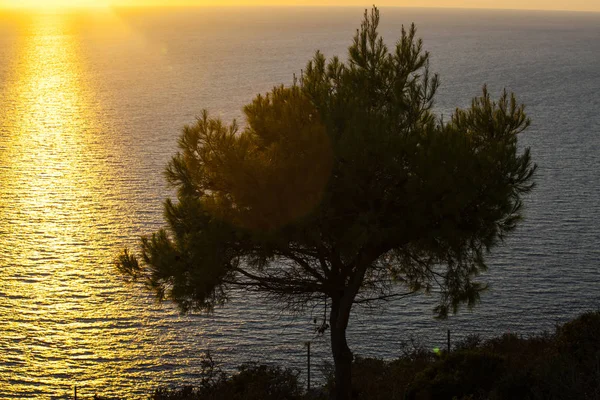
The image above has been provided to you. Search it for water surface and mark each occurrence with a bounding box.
[0,7,599,397]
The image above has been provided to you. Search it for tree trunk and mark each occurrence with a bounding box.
[330,296,354,400]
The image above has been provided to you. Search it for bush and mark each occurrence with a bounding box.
[223,363,303,400]
[555,311,600,366]
[534,311,600,400]
[407,350,505,400]
[150,359,303,400]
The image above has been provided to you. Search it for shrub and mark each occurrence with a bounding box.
[407,351,505,400]
[150,362,303,400]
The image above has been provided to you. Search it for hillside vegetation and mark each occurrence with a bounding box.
[144,311,600,400]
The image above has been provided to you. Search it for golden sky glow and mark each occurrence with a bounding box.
[0,0,598,13]
[117,0,599,12]
[1,0,109,9]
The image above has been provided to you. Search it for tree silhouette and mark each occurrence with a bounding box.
[117,7,536,399]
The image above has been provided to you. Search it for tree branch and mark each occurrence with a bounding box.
[353,290,418,304]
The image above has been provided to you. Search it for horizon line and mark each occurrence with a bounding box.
[1,4,599,14]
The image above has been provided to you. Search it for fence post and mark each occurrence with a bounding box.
[74,386,77,400]
[447,329,451,353]
[306,341,311,392]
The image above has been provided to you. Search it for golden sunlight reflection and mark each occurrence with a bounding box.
[0,14,161,396]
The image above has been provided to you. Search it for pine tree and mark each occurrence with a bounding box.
[117,7,536,399]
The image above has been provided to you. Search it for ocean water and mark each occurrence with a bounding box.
[0,6,599,398]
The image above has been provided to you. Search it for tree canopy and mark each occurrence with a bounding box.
[117,7,536,399]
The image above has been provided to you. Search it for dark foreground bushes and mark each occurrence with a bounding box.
[100,311,600,400]
[150,357,305,400]
[348,311,600,400]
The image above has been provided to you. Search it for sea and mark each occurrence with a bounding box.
[0,6,599,398]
